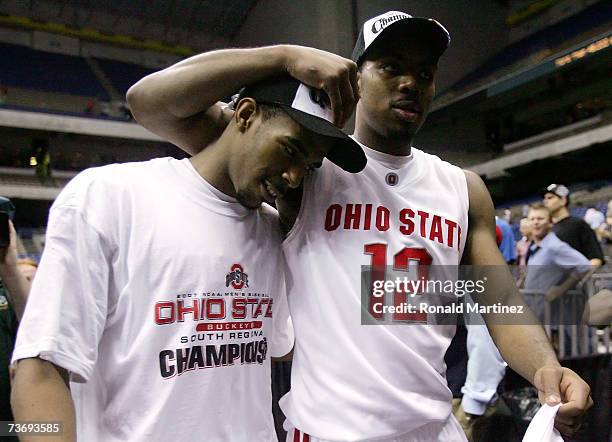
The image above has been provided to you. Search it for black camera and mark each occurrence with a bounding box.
[0,196,16,248]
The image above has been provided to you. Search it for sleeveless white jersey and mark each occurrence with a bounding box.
[280,143,469,441]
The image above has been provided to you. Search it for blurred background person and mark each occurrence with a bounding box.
[584,206,605,231]
[523,203,591,323]
[542,184,604,268]
[496,214,517,264]
[0,218,36,435]
[516,217,532,288]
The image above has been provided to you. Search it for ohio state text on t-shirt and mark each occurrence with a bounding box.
[13,158,293,442]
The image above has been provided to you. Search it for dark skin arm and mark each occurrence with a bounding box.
[463,171,592,436]
[11,358,76,442]
[0,221,31,320]
[127,45,359,156]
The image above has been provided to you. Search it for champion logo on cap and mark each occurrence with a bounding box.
[365,11,410,47]
[352,10,450,64]
[369,11,411,38]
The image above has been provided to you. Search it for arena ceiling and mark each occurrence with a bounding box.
[0,0,259,48]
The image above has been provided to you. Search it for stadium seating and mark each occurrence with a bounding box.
[93,58,155,95]
[0,42,110,100]
[448,1,612,94]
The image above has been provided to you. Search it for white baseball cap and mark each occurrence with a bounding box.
[351,10,450,64]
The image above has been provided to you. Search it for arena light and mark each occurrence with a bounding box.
[554,36,611,67]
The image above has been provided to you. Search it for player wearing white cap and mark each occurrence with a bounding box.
[127,11,592,441]
[10,76,365,441]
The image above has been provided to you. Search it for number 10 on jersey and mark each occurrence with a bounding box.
[364,243,432,322]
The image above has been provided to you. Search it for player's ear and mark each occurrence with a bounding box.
[234,98,257,132]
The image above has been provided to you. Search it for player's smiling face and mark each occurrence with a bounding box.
[357,33,438,139]
[230,107,331,209]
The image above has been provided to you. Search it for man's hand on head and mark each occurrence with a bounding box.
[282,45,359,127]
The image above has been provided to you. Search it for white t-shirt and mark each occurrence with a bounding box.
[280,143,469,441]
[13,158,293,442]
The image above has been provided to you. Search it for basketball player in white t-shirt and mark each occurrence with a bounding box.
[126,11,592,441]
[10,77,366,441]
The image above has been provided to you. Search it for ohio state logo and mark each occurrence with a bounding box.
[226,264,249,289]
[309,88,330,109]
[385,172,399,186]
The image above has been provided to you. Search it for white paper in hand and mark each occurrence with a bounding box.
[522,403,563,442]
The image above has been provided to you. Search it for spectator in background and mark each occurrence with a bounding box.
[542,184,603,267]
[118,101,133,120]
[0,85,7,105]
[84,99,95,115]
[516,217,532,288]
[100,101,111,117]
[524,203,591,323]
[595,200,612,245]
[501,208,512,223]
[584,206,605,230]
[0,222,33,320]
[495,216,516,264]
[584,202,612,327]
[516,218,532,266]
[0,220,35,432]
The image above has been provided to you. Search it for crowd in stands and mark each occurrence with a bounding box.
[0,40,153,118]
[0,145,117,172]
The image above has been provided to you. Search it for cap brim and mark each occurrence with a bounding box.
[281,106,366,173]
[540,186,568,198]
[540,186,553,197]
[356,17,450,63]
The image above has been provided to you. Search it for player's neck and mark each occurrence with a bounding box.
[189,138,235,198]
[353,122,413,156]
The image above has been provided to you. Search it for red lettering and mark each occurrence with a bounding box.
[177,300,199,322]
[206,299,226,320]
[417,210,429,237]
[253,299,266,318]
[445,219,457,248]
[375,206,390,231]
[265,298,273,317]
[232,298,246,319]
[325,204,342,231]
[393,248,432,322]
[246,298,259,316]
[429,215,444,244]
[155,301,175,325]
[399,208,415,235]
[364,204,372,230]
[344,204,362,229]
[364,243,387,319]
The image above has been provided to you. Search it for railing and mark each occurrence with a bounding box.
[520,272,612,359]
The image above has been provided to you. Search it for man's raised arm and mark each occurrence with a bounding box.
[127,45,359,155]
